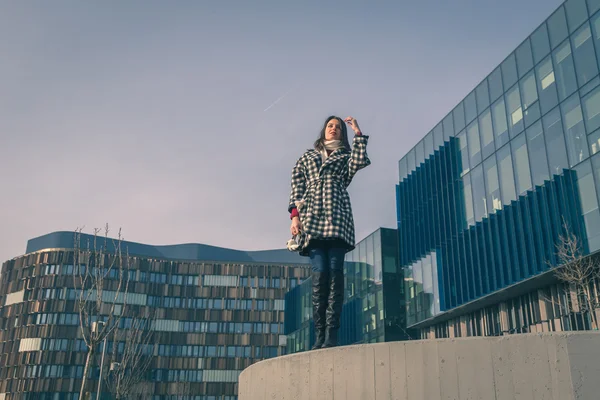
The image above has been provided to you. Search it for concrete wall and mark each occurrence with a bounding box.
[238,332,600,400]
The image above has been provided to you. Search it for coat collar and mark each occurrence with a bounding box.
[306,148,348,172]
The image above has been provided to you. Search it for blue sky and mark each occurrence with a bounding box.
[0,0,564,262]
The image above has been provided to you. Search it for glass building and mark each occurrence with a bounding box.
[0,231,310,400]
[284,228,413,354]
[398,0,600,339]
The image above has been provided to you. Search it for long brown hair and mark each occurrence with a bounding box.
[313,116,351,151]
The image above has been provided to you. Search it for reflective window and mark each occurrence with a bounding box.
[462,173,475,227]
[543,107,569,175]
[516,39,534,77]
[457,129,470,176]
[511,133,533,195]
[589,0,600,15]
[399,157,407,181]
[471,164,487,222]
[575,159,600,251]
[479,109,495,159]
[492,98,510,150]
[443,113,454,140]
[433,122,444,149]
[565,0,588,33]
[476,80,490,112]
[583,85,600,132]
[489,67,504,102]
[553,41,578,101]
[561,93,589,166]
[591,14,600,72]
[453,102,466,132]
[465,91,477,123]
[506,85,524,137]
[407,148,416,172]
[525,121,550,186]
[467,120,482,167]
[484,156,502,213]
[416,140,425,166]
[424,131,434,157]
[589,129,600,155]
[571,23,598,87]
[536,56,559,114]
[497,144,517,205]
[501,54,519,89]
[520,71,541,127]
[531,23,551,64]
[547,6,569,49]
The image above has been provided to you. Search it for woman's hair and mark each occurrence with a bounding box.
[314,116,351,151]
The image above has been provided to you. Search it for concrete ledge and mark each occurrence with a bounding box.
[239,332,600,400]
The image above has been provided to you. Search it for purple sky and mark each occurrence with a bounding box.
[0,0,564,263]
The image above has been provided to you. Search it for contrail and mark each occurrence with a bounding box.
[263,86,295,112]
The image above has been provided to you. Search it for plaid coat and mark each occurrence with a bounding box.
[288,135,371,256]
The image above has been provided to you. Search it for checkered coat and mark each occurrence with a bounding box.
[288,135,371,256]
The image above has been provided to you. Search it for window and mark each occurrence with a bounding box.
[453,102,466,132]
[489,67,504,102]
[516,39,534,77]
[484,156,502,213]
[497,144,517,204]
[571,23,598,87]
[583,85,600,133]
[565,0,588,33]
[525,121,550,187]
[506,85,524,137]
[457,130,470,176]
[433,122,444,149]
[589,0,600,15]
[476,80,490,112]
[462,173,475,227]
[502,54,519,89]
[471,165,487,222]
[479,109,495,160]
[511,133,533,195]
[547,6,569,49]
[536,56,559,114]
[467,120,482,167]
[543,107,569,175]
[520,71,540,127]
[443,113,454,140]
[589,129,600,155]
[492,98,509,148]
[531,23,551,64]
[561,93,589,166]
[576,159,600,251]
[465,91,477,123]
[553,41,578,101]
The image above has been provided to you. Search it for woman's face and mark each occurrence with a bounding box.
[325,118,342,141]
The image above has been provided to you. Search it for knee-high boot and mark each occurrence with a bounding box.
[311,271,329,349]
[323,269,344,348]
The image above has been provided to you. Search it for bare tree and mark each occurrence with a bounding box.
[73,225,131,399]
[105,312,156,399]
[551,221,600,330]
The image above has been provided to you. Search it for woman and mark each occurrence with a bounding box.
[288,115,370,349]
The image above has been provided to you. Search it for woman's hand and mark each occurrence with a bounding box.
[344,116,361,134]
[290,217,302,236]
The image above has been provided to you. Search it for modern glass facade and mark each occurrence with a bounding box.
[284,228,413,354]
[0,232,310,400]
[398,0,600,337]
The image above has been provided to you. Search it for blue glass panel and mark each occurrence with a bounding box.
[399,157,408,182]
[501,54,519,89]
[531,23,551,64]
[479,109,495,159]
[433,122,444,149]
[489,67,504,102]
[443,113,454,140]
[561,93,589,166]
[553,41,578,101]
[516,38,534,77]
[519,199,536,277]
[520,70,541,127]
[497,144,517,205]
[492,98,510,148]
[453,102,466,133]
[465,91,477,123]
[407,148,416,172]
[528,194,546,274]
[543,107,570,175]
[484,155,501,214]
[506,84,524,138]
[526,121,550,187]
[536,56,559,114]
[511,133,533,195]
[424,131,434,158]
[571,23,598,87]
[457,129,470,176]
[471,164,486,222]
[476,80,490,113]
[575,159,600,251]
[589,129,600,154]
[467,120,482,167]
[416,140,425,167]
[582,83,600,133]
[589,0,600,14]
[547,6,569,49]
[497,209,513,283]
[565,0,588,33]
[462,173,475,227]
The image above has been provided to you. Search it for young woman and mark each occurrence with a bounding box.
[288,115,370,349]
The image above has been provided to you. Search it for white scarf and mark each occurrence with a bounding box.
[320,140,344,161]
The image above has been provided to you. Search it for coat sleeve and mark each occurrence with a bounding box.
[346,134,371,185]
[288,157,307,213]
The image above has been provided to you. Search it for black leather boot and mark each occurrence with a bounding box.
[323,268,344,348]
[311,271,329,350]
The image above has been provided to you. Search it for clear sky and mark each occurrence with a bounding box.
[0,0,564,263]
